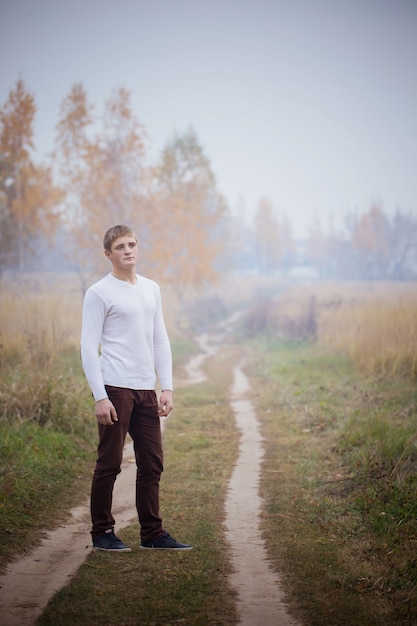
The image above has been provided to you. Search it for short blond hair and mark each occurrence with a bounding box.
[103,225,138,252]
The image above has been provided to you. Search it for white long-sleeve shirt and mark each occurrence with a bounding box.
[80,273,173,401]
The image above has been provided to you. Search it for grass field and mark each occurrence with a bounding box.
[39,354,240,626]
[243,279,417,378]
[1,272,416,624]
[249,340,417,626]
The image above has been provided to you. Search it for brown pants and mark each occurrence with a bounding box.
[90,387,163,542]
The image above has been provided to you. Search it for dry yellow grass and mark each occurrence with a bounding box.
[1,292,82,353]
[319,296,417,376]
[2,272,416,377]
[1,272,84,350]
[0,272,181,348]
[266,280,417,378]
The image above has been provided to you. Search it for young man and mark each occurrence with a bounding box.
[80,224,192,551]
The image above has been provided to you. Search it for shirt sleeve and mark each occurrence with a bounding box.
[80,289,108,402]
[153,287,173,391]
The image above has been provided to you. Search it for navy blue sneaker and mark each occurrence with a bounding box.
[93,530,131,552]
[140,530,192,550]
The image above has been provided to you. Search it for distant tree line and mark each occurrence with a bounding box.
[306,205,417,280]
[224,197,417,281]
[1,78,416,287]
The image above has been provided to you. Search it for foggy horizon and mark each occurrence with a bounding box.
[1,0,416,237]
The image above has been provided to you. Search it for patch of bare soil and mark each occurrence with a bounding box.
[0,440,139,626]
[225,365,299,626]
[0,321,300,625]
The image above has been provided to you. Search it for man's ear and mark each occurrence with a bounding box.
[105,249,111,259]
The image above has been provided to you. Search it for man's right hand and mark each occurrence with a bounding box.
[95,398,118,425]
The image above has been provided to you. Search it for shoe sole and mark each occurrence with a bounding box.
[93,546,132,552]
[140,545,193,550]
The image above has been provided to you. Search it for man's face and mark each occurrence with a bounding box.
[105,235,138,270]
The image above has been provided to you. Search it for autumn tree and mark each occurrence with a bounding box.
[55,82,92,218]
[307,215,351,278]
[54,84,148,290]
[389,208,417,279]
[147,128,226,287]
[0,78,62,272]
[220,196,254,271]
[82,87,147,226]
[307,217,328,276]
[252,197,293,274]
[280,214,295,271]
[351,203,390,279]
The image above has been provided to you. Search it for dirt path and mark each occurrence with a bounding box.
[0,324,299,625]
[226,365,299,626]
[0,439,139,626]
[0,334,213,626]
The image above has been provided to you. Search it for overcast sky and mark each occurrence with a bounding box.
[1,0,416,235]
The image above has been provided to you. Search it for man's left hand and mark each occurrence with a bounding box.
[158,390,173,417]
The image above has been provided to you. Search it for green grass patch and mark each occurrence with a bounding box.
[38,352,240,625]
[248,339,417,626]
[0,421,96,571]
[4,285,417,624]
[0,346,92,431]
[170,336,199,367]
[0,342,98,571]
